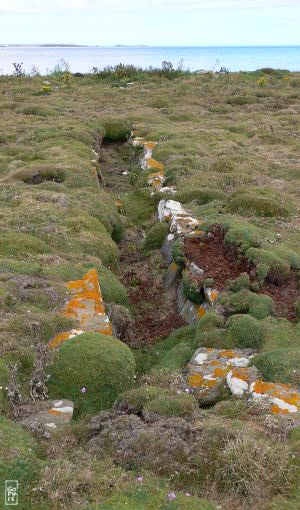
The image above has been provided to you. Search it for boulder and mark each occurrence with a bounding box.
[184,347,255,404]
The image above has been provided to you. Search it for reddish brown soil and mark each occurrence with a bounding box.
[119,232,184,347]
[184,228,250,291]
[261,275,299,321]
[185,226,299,322]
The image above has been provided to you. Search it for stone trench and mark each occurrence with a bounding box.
[19,126,300,435]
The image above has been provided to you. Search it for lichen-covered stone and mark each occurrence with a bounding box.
[249,380,300,418]
[226,367,259,397]
[184,347,255,404]
[20,399,74,437]
[49,269,112,349]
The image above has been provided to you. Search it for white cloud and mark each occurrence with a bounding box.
[0,0,299,13]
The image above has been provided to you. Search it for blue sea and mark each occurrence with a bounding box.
[0,45,299,75]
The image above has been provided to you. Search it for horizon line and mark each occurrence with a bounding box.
[1,43,300,48]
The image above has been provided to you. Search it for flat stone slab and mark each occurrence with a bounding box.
[20,399,74,436]
[184,347,255,404]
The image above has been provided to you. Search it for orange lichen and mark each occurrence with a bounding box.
[196,305,207,318]
[49,331,73,350]
[49,269,112,349]
[170,262,179,272]
[144,142,156,150]
[219,350,236,359]
[271,404,290,415]
[208,360,222,366]
[252,380,277,394]
[147,158,164,172]
[230,367,251,381]
[210,290,218,301]
[214,366,231,378]
[187,373,217,388]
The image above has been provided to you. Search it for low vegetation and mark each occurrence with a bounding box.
[0,64,299,509]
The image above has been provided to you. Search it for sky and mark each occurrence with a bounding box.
[0,0,299,46]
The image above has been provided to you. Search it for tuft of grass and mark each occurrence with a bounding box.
[227,95,258,105]
[102,119,131,141]
[143,222,170,253]
[216,435,294,500]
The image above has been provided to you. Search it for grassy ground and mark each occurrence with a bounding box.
[0,67,300,509]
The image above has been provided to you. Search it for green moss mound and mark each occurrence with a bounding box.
[0,417,42,510]
[143,222,170,253]
[225,314,265,349]
[223,289,274,319]
[251,348,300,386]
[227,188,292,217]
[47,332,135,416]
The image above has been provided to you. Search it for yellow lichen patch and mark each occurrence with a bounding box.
[271,404,290,415]
[196,305,207,318]
[49,269,112,349]
[187,374,217,388]
[148,170,164,181]
[219,350,236,359]
[147,158,164,172]
[144,141,157,150]
[214,366,231,378]
[210,290,218,302]
[252,380,277,394]
[208,360,223,366]
[49,331,74,350]
[170,262,179,272]
[231,367,251,381]
[188,374,205,388]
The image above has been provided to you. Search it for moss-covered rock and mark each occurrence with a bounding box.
[47,332,136,416]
